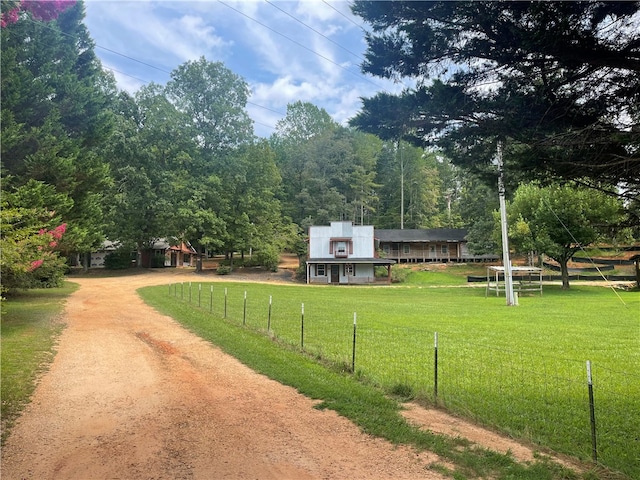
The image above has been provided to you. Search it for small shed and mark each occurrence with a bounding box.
[486,266,543,297]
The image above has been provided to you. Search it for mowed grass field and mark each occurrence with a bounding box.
[141,274,639,479]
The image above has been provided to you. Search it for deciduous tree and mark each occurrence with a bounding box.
[506,183,625,288]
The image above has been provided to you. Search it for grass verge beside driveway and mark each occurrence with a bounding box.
[1,282,77,444]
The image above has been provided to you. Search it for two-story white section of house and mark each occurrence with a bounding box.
[306,221,395,284]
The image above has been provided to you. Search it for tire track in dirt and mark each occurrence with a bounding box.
[1,271,445,479]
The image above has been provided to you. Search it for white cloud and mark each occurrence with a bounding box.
[85,1,229,68]
[84,1,396,137]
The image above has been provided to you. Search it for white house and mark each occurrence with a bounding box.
[89,240,121,268]
[306,221,395,284]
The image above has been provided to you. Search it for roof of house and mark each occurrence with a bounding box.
[151,239,196,253]
[375,228,468,243]
[306,258,395,265]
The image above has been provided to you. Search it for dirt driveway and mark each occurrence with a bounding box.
[1,269,563,479]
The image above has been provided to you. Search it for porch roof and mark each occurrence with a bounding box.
[375,228,468,243]
[307,258,395,265]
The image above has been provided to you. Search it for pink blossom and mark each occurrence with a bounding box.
[2,1,75,27]
[25,0,76,21]
[29,259,44,271]
[1,6,20,27]
[51,223,66,240]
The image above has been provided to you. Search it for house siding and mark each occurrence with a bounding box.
[376,229,498,263]
[307,222,392,285]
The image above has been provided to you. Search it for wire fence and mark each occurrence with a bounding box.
[168,282,639,479]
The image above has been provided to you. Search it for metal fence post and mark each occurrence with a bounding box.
[587,360,598,463]
[352,312,357,373]
[243,291,247,325]
[301,303,304,350]
[434,332,439,401]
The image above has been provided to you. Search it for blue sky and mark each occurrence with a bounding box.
[83,0,406,138]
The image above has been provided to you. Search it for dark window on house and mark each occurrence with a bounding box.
[344,263,355,276]
[316,264,326,276]
[403,244,410,254]
[441,244,448,254]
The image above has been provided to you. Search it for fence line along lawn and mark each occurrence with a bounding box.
[1,282,78,444]
[142,280,639,479]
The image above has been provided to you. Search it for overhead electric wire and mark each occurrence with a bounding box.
[217,0,387,92]
[321,0,364,30]
[24,1,394,129]
[264,0,365,62]
[541,197,627,306]
[23,16,282,130]
[103,66,153,86]
[24,17,173,75]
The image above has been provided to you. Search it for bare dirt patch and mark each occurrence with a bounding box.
[1,267,575,479]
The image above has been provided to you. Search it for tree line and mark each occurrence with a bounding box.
[2,1,638,293]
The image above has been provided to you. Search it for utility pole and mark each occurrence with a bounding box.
[398,139,404,229]
[497,140,516,306]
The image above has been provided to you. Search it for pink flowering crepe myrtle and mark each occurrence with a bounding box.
[30,223,67,271]
[1,0,76,27]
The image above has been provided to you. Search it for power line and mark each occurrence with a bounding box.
[24,1,392,129]
[24,17,281,130]
[264,0,365,62]
[217,0,385,91]
[541,196,627,306]
[321,0,364,30]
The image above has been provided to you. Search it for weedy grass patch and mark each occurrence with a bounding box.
[1,282,78,444]
[142,275,638,479]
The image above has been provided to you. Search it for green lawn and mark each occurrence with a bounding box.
[142,276,639,479]
[1,282,78,444]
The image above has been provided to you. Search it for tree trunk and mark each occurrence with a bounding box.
[560,258,570,289]
[196,246,204,273]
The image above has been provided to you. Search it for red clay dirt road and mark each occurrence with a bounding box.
[1,269,565,479]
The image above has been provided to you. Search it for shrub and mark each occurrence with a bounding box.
[295,262,307,281]
[103,248,134,270]
[374,266,388,277]
[255,245,280,272]
[390,265,410,283]
[150,253,166,268]
[216,265,231,275]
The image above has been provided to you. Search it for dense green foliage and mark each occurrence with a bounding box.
[1,2,114,291]
[350,1,640,200]
[142,278,638,479]
[2,1,637,294]
[506,183,628,288]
